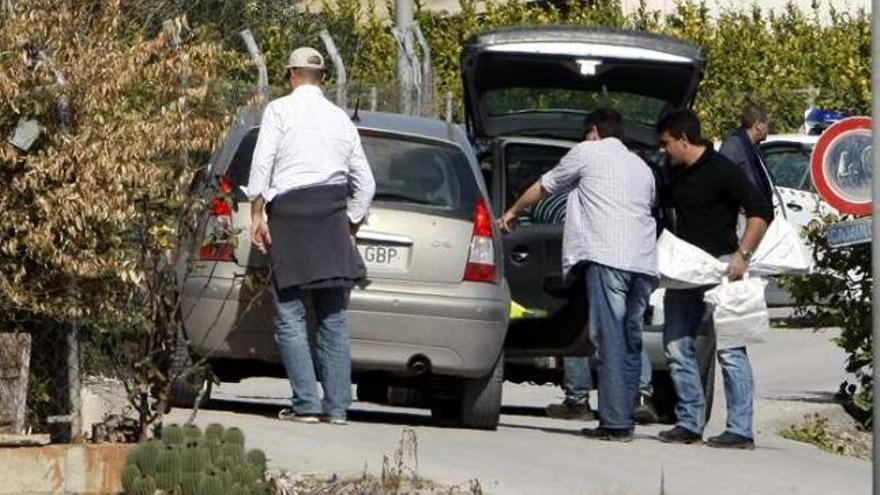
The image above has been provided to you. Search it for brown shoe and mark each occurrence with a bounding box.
[658,426,703,444]
[581,426,634,443]
[546,402,596,421]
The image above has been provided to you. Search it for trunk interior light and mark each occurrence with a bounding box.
[577,59,602,76]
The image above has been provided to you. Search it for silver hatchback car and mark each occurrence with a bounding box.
[177,109,510,429]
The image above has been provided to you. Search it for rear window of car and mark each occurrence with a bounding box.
[363,133,480,220]
[485,88,668,125]
[225,128,480,219]
[762,142,814,192]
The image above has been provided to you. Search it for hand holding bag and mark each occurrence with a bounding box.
[703,275,770,349]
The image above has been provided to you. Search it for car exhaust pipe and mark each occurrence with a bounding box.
[407,354,431,376]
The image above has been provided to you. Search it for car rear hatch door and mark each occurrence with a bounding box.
[461,26,705,141]
[355,131,485,285]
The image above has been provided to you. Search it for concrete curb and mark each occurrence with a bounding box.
[0,443,130,495]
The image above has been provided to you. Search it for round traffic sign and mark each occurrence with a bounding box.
[810,116,872,216]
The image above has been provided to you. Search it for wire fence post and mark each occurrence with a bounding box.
[319,29,347,109]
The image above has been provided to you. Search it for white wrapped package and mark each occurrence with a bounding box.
[703,276,770,349]
[657,230,727,288]
[658,217,813,288]
[749,217,813,276]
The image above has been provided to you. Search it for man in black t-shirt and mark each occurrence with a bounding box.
[654,109,773,449]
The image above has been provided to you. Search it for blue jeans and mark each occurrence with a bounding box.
[562,356,593,406]
[563,349,652,406]
[664,287,754,438]
[274,286,352,419]
[586,263,657,431]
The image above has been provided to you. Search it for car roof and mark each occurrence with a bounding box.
[351,110,463,144]
[763,133,819,145]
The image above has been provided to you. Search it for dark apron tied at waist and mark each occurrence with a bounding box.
[267,183,366,290]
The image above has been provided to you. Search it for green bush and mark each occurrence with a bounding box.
[781,216,872,428]
[190,0,870,138]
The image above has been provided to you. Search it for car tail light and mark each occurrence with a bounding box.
[199,175,237,262]
[463,198,497,283]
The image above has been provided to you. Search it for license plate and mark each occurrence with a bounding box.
[357,244,409,271]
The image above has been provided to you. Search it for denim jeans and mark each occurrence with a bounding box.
[562,356,593,406]
[273,286,352,419]
[664,287,755,438]
[718,347,754,438]
[586,263,658,430]
[563,349,653,406]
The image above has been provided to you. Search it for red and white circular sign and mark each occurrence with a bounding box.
[811,116,872,216]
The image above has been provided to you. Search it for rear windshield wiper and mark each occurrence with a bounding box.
[374,192,434,205]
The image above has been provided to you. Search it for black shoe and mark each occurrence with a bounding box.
[546,402,596,421]
[707,432,755,450]
[634,394,660,425]
[581,426,634,442]
[658,426,703,444]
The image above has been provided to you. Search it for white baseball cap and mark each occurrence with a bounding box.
[286,47,325,70]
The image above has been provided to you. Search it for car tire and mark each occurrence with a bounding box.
[458,351,504,430]
[168,329,212,409]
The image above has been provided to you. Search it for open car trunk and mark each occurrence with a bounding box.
[463,26,705,356]
[461,26,705,142]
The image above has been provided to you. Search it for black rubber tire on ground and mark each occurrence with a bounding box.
[168,329,212,409]
[458,351,504,430]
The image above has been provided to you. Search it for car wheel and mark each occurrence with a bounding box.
[459,351,504,430]
[168,329,212,409]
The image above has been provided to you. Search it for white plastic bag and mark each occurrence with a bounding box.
[703,276,770,349]
[749,217,813,276]
[657,230,727,288]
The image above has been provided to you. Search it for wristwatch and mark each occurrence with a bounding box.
[738,249,753,262]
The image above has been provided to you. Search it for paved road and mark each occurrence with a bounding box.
[168,328,870,494]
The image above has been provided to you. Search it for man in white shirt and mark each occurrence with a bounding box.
[246,47,376,425]
[498,108,658,441]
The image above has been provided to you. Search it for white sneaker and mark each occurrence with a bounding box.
[278,408,320,423]
[323,416,347,425]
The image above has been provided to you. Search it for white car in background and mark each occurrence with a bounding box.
[760,133,838,306]
[761,133,837,228]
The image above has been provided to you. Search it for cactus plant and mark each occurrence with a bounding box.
[199,473,225,495]
[161,423,186,445]
[203,437,221,458]
[181,445,210,473]
[179,472,203,495]
[228,483,250,495]
[121,423,266,495]
[204,423,225,441]
[121,464,141,493]
[183,424,202,440]
[231,465,257,486]
[223,426,246,446]
[222,442,244,462]
[130,476,156,495]
[132,441,161,476]
[157,446,182,473]
[245,449,267,470]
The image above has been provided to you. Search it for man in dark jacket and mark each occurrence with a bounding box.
[719,103,773,202]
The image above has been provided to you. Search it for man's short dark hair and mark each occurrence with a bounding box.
[741,103,769,129]
[584,108,624,139]
[656,108,704,144]
[286,67,324,83]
